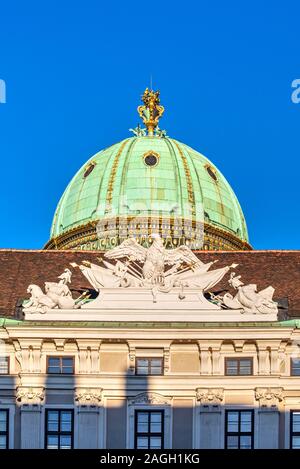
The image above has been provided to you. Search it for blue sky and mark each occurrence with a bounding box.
[0,1,299,250]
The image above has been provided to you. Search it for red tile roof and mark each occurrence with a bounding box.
[1,249,300,318]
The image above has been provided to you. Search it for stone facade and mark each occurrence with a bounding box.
[1,321,300,449]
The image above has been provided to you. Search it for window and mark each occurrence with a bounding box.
[83,162,96,178]
[0,410,9,449]
[144,154,158,166]
[143,151,159,167]
[206,164,218,181]
[225,358,253,376]
[0,357,9,374]
[291,358,300,376]
[47,357,74,374]
[290,411,300,448]
[136,358,163,375]
[135,410,164,449]
[45,410,74,449]
[225,410,254,449]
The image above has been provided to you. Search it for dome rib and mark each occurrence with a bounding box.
[163,138,185,218]
[118,137,140,217]
[177,140,206,218]
[93,141,126,219]
[104,139,131,216]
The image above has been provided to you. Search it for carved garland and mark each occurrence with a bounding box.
[16,387,45,405]
[74,388,103,406]
[255,388,283,407]
[196,388,224,405]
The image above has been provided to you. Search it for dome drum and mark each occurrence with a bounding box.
[44,217,251,251]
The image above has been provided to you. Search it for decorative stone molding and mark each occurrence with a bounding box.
[128,346,136,362]
[55,339,65,352]
[255,387,283,407]
[234,340,244,353]
[74,388,103,406]
[14,340,43,373]
[128,392,172,406]
[199,347,212,375]
[196,388,224,405]
[163,347,170,373]
[128,346,136,374]
[258,346,271,375]
[16,386,45,405]
[45,215,251,252]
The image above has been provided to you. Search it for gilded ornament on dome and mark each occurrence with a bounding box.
[138,88,165,136]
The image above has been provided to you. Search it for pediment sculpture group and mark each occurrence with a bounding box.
[23,235,278,316]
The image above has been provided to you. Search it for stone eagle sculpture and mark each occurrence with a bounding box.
[104,234,204,283]
[74,235,238,301]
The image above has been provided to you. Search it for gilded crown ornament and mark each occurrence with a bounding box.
[138,88,165,136]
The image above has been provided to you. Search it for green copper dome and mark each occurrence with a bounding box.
[47,135,250,251]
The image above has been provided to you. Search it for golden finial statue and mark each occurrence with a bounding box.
[138,88,165,136]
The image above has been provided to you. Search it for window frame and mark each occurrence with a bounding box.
[46,356,75,375]
[290,358,300,376]
[134,409,164,450]
[225,409,254,449]
[135,357,164,376]
[0,356,10,375]
[290,410,300,449]
[0,409,9,450]
[224,357,253,376]
[44,409,74,449]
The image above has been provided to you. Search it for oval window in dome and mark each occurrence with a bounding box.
[143,151,159,167]
[83,162,96,178]
[206,165,218,182]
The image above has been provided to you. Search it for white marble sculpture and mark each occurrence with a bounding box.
[22,237,278,320]
[71,235,238,305]
[22,269,86,314]
[220,272,278,314]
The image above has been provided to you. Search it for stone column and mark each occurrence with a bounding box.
[16,386,45,449]
[90,347,100,373]
[255,387,283,449]
[196,388,224,449]
[210,341,222,375]
[75,388,103,449]
[258,346,270,375]
[15,340,43,374]
[77,340,101,374]
[270,348,280,374]
[78,348,88,373]
[198,342,212,375]
[163,347,171,374]
[128,346,136,375]
[32,346,42,373]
